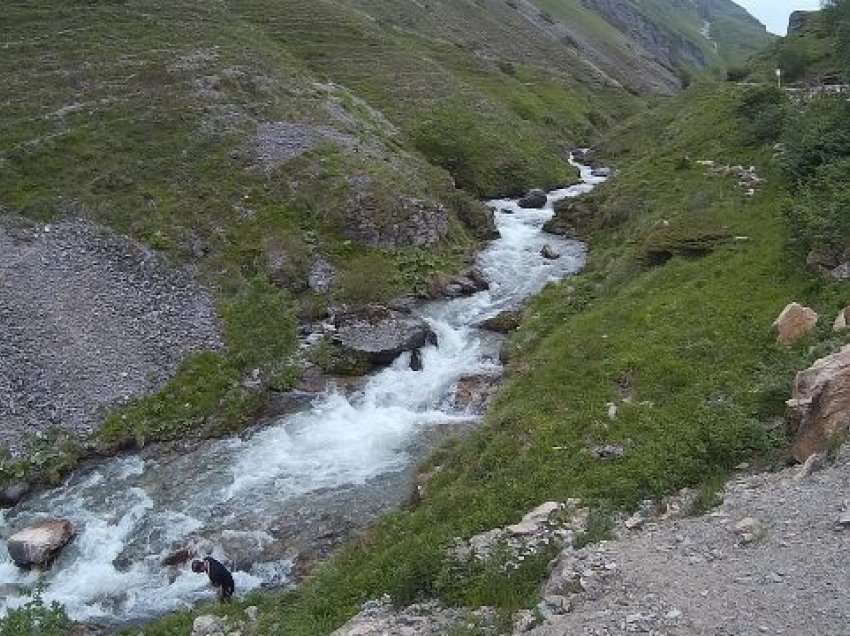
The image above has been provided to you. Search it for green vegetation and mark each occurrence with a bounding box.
[0,593,71,636]
[134,80,850,636]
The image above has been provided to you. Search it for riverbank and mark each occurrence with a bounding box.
[129,82,850,636]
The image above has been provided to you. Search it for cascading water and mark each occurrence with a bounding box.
[0,159,607,626]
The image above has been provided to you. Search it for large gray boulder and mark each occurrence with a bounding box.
[7,518,75,568]
[333,306,437,367]
[518,189,548,209]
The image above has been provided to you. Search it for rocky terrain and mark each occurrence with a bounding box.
[333,446,850,635]
[0,217,221,455]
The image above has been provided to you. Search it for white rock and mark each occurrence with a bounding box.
[734,517,764,544]
[507,502,561,535]
[245,606,259,622]
[192,615,227,636]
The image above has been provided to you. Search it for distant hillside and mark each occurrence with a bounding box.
[0,0,772,482]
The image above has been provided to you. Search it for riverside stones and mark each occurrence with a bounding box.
[787,344,850,461]
[772,302,818,345]
[7,519,75,568]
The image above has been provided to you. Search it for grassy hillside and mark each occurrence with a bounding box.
[126,78,850,635]
[0,0,773,483]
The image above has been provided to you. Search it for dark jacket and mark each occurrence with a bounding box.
[204,556,235,600]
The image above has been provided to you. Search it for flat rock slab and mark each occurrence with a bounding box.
[333,306,437,365]
[0,218,221,454]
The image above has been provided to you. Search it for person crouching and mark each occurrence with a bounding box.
[192,557,235,602]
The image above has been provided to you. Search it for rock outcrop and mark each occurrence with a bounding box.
[772,302,818,346]
[834,306,850,332]
[787,344,850,462]
[7,519,75,568]
[788,10,817,36]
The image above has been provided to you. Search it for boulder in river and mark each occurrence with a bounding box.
[426,269,489,299]
[7,518,75,568]
[451,374,500,411]
[541,244,561,260]
[591,167,612,178]
[518,189,548,209]
[478,310,522,333]
[787,344,850,462]
[773,302,818,346]
[332,305,437,367]
[0,481,30,508]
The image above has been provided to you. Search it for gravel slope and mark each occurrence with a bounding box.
[0,217,221,455]
[531,450,850,635]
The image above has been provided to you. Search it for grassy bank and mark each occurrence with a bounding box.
[129,81,850,635]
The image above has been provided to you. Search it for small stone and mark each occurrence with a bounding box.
[192,615,227,636]
[837,509,850,527]
[245,606,259,622]
[734,517,764,544]
[513,609,537,632]
[665,608,682,620]
[624,512,644,531]
[606,402,618,420]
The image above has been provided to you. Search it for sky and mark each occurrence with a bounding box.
[736,0,823,34]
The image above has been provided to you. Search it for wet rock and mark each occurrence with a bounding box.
[8,518,75,568]
[541,244,561,260]
[478,310,522,333]
[518,189,548,209]
[332,305,437,367]
[772,302,818,346]
[591,167,612,178]
[787,344,850,462]
[410,349,424,372]
[295,364,326,393]
[161,546,193,567]
[426,269,489,299]
[451,374,500,411]
[0,481,30,508]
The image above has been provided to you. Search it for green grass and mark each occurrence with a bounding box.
[131,81,850,636]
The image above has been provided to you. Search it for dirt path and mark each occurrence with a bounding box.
[531,450,850,635]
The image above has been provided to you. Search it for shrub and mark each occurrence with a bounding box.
[786,158,850,254]
[725,66,750,82]
[736,85,786,145]
[782,96,850,184]
[0,593,70,636]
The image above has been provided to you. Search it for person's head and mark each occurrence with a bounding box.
[191,559,207,574]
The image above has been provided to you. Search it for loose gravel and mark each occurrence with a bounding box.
[0,217,221,455]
